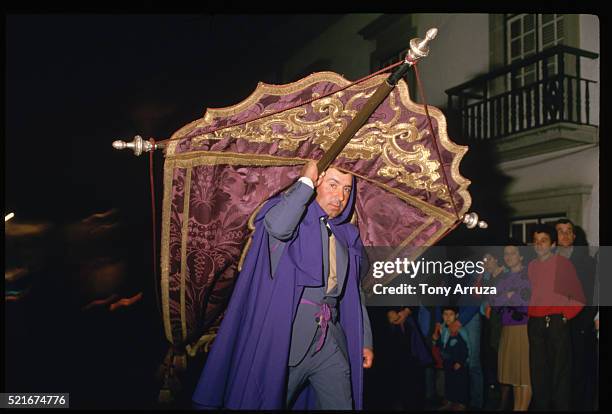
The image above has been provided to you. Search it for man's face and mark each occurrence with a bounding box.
[483,253,499,274]
[315,168,352,219]
[442,309,458,326]
[555,223,576,248]
[503,245,523,269]
[533,232,555,258]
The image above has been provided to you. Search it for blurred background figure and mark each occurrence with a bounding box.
[480,248,505,410]
[382,306,432,410]
[5,216,54,302]
[5,208,160,409]
[62,209,142,312]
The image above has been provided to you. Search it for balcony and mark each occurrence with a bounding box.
[445,45,599,161]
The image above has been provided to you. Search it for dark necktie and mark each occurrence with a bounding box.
[323,219,337,293]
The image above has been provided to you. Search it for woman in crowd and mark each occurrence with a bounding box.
[490,242,532,411]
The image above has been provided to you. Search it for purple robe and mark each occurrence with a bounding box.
[192,178,366,409]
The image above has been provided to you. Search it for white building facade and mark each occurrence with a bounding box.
[280,14,600,246]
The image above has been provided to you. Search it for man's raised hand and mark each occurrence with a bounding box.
[300,160,324,186]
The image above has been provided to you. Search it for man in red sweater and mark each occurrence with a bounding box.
[527,224,585,410]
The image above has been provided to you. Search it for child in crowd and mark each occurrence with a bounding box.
[433,306,470,411]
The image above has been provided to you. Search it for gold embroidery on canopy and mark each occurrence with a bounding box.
[167,151,308,167]
[336,167,456,225]
[237,202,266,272]
[166,152,455,223]
[396,216,437,250]
[161,163,176,344]
[393,79,471,216]
[161,73,473,324]
[168,72,466,203]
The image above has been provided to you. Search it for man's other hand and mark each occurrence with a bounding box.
[362,347,374,368]
[387,310,399,324]
[432,322,441,340]
[387,307,411,325]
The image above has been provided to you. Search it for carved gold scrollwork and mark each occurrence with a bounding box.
[190,81,450,200]
[339,111,449,200]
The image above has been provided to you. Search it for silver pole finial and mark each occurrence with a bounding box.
[407,27,439,62]
[462,212,488,230]
[417,28,438,50]
[112,135,156,156]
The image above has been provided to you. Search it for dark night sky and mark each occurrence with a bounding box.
[5,15,345,406]
[6,14,341,223]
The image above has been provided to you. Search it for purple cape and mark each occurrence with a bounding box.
[192,178,366,410]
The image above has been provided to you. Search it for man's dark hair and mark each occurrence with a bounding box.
[554,218,590,245]
[504,238,527,259]
[555,218,575,229]
[483,246,504,264]
[532,224,557,244]
[441,306,459,315]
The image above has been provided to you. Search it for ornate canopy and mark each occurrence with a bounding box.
[159,71,471,347]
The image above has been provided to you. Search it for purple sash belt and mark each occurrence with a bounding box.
[300,298,332,353]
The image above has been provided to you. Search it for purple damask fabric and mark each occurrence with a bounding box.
[163,73,470,345]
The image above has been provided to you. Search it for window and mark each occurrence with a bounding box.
[509,214,566,244]
[506,14,565,87]
[507,14,537,87]
[540,14,565,50]
[539,14,565,76]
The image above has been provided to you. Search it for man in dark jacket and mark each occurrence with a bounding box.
[555,219,597,411]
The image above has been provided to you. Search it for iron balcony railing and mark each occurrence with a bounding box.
[445,45,598,141]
